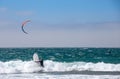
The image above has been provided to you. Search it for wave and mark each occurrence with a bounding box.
[0,60,120,74]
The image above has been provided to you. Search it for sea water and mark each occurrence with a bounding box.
[0,48,120,79]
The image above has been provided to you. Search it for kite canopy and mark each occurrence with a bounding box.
[21,20,30,34]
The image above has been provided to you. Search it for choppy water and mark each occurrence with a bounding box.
[0,48,120,79]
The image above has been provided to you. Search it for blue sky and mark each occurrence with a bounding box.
[0,0,120,47]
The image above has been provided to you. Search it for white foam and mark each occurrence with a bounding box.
[1,74,120,79]
[43,60,120,72]
[0,60,42,74]
[0,60,120,74]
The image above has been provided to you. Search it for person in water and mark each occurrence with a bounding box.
[33,53,44,67]
[39,58,44,67]
[35,58,44,67]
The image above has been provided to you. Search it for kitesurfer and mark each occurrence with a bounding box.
[34,58,44,67]
[33,53,44,67]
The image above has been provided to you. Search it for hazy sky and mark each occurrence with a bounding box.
[0,0,120,47]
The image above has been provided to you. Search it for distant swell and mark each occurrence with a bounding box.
[0,60,120,74]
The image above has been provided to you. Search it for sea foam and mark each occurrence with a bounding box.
[0,60,120,74]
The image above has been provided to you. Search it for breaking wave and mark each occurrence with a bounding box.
[0,60,120,74]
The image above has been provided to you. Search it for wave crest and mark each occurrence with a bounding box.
[0,60,120,74]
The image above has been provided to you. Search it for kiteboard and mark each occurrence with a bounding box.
[33,53,40,62]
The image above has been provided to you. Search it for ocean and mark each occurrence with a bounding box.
[0,48,120,79]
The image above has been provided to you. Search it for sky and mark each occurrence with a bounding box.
[0,0,120,47]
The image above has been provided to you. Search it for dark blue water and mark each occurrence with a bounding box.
[0,48,120,63]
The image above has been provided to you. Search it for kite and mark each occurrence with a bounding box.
[21,20,30,34]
